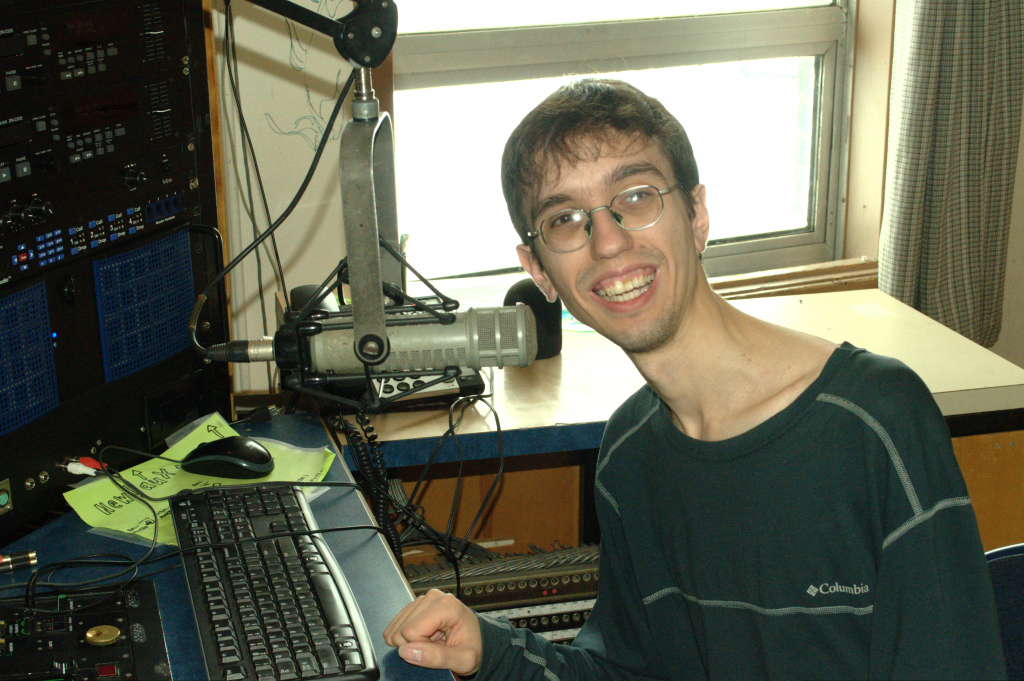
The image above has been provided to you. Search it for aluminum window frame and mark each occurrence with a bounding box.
[393,3,854,276]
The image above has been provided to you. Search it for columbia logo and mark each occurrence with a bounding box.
[807,582,870,597]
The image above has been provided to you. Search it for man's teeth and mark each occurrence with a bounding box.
[597,274,653,302]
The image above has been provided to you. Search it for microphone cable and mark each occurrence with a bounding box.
[222,0,287,389]
[223,0,287,297]
[189,61,357,357]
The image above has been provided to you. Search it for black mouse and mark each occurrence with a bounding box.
[180,436,275,479]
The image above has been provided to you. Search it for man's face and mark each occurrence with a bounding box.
[516,136,709,355]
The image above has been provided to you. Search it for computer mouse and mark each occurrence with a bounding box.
[179,436,275,479]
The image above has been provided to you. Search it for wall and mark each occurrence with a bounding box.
[210,0,359,394]
[844,0,894,261]
[991,126,1024,369]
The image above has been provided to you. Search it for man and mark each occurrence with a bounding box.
[384,79,1006,679]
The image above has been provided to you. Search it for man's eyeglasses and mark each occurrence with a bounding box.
[526,183,683,254]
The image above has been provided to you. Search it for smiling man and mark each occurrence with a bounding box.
[383,79,1007,680]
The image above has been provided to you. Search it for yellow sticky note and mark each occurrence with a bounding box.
[64,413,336,546]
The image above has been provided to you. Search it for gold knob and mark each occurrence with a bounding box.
[85,625,121,646]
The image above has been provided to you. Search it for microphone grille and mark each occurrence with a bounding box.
[499,308,525,350]
[467,306,539,368]
[478,311,496,352]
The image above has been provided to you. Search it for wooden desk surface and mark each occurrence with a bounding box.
[368,288,1024,459]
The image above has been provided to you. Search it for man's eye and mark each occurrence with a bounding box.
[547,211,582,231]
[618,187,657,208]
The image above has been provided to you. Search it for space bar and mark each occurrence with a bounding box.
[311,573,353,627]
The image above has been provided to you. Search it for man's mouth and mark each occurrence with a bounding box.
[595,271,655,302]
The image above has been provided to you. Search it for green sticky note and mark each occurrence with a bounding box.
[64,413,336,546]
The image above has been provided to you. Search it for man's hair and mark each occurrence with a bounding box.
[501,78,701,245]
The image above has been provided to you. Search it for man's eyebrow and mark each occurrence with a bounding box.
[607,162,667,186]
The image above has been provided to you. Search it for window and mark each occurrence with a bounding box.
[392,2,852,279]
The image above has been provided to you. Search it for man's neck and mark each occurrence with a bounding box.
[627,290,838,442]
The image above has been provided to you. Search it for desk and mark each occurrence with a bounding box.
[0,412,450,681]
[361,289,1024,553]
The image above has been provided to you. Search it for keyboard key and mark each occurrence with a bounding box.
[310,573,352,627]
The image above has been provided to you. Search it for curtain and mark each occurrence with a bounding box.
[878,0,1024,347]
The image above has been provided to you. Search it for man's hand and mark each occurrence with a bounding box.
[383,589,483,676]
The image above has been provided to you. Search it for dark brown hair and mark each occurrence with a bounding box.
[501,78,700,244]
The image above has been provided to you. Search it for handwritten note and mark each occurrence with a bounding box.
[63,413,335,546]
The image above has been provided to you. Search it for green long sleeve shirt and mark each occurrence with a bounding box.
[476,344,1006,680]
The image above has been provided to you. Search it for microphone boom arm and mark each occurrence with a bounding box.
[239,0,398,69]
[239,0,401,366]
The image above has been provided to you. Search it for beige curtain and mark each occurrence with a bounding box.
[878,0,1024,347]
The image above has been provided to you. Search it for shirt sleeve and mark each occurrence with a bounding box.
[473,476,674,681]
[860,364,1007,679]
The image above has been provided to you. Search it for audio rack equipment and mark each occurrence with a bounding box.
[0,0,230,545]
[0,0,214,287]
[405,545,600,643]
[0,579,171,681]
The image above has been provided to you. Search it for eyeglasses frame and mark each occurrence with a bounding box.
[525,183,684,254]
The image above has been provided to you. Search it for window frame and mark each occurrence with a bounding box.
[391,3,854,277]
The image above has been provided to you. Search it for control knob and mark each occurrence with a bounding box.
[25,197,54,223]
[2,203,25,231]
[124,167,148,189]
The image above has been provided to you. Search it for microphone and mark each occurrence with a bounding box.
[209,306,538,374]
[302,306,538,374]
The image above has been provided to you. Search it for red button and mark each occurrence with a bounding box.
[96,663,118,678]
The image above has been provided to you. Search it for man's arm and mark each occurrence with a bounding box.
[859,363,1006,678]
[384,488,677,680]
[383,540,672,681]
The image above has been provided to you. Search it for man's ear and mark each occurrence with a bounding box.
[690,184,710,253]
[516,244,558,303]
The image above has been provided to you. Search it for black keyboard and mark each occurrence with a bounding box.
[170,484,379,681]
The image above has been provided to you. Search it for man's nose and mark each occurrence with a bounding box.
[588,206,632,258]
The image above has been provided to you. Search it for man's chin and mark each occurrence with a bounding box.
[601,323,676,356]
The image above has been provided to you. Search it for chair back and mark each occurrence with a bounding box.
[987,542,1024,679]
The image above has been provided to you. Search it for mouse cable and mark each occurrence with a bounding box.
[10,444,365,613]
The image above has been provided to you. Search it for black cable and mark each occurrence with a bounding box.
[190,67,356,356]
[450,395,505,559]
[223,2,287,389]
[224,1,287,296]
[6,442,382,613]
[341,415,404,567]
[323,417,469,559]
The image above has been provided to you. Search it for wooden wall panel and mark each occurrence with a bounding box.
[394,452,582,564]
[952,430,1024,552]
